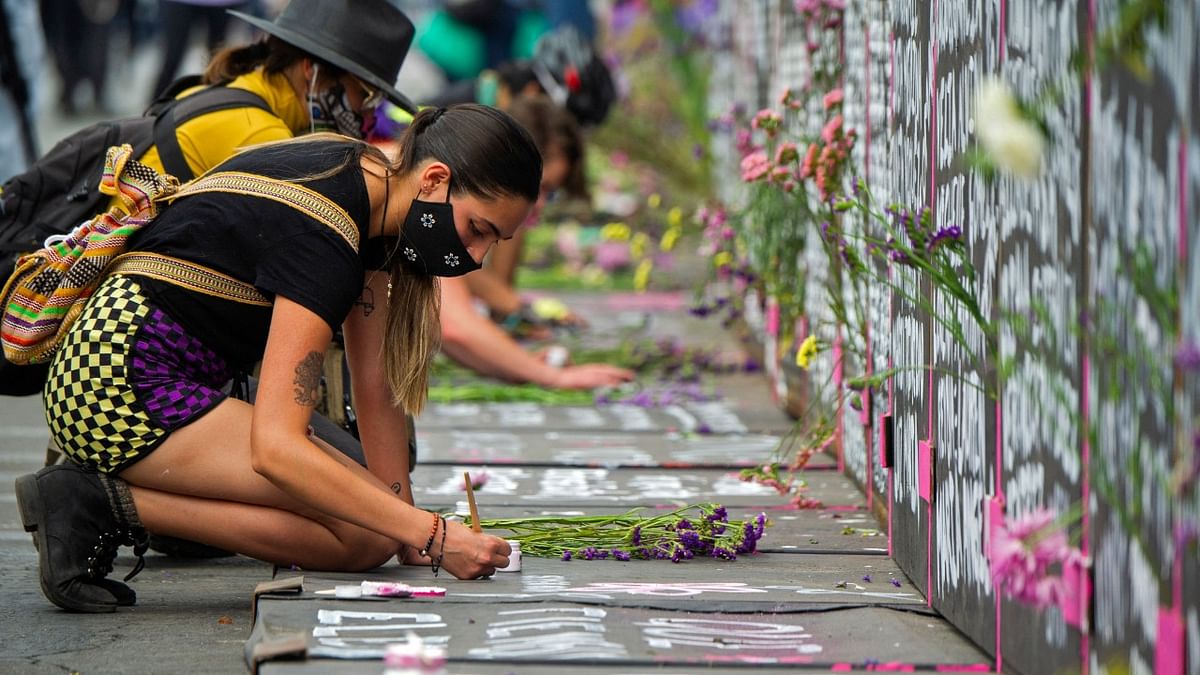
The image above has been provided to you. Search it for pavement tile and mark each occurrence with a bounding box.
[410,465,864,508]
[416,428,836,469]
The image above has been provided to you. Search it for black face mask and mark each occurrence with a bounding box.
[397,189,481,277]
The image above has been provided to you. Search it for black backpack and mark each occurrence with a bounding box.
[0,77,272,395]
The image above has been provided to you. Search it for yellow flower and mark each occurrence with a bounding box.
[667,206,683,228]
[659,227,681,252]
[713,251,733,268]
[630,232,649,258]
[633,258,653,292]
[795,335,820,370]
[531,298,569,321]
[647,193,661,209]
[601,222,631,241]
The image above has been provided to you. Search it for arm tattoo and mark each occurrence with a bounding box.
[292,351,323,407]
[390,482,403,495]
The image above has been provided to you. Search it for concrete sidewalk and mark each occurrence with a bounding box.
[0,292,989,673]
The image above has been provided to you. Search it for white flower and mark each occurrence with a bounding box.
[403,247,417,262]
[444,253,459,267]
[974,78,1045,179]
[421,213,436,228]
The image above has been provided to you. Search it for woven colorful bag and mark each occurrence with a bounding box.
[1,144,180,365]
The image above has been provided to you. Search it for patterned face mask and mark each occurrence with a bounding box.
[308,65,369,139]
[396,187,482,277]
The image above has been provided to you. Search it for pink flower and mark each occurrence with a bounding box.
[740,151,772,182]
[735,129,755,156]
[822,88,844,110]
[987,507,1077,609]
[821,114,844,143]
[775,142,800,164]
[800,143,819,179]
[751,109,783,135]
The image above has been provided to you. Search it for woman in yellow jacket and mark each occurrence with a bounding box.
[137,0,418,182]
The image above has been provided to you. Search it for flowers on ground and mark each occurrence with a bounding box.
[476,504,768,562]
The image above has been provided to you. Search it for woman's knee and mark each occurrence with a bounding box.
[330,527,397,571]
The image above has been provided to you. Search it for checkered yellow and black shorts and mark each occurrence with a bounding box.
[45,274,234,473]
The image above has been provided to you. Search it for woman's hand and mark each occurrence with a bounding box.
[547,363,635,390]
[435,519,513,579]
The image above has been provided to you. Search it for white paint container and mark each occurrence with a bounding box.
[545,345,569,368]
[497,540,522,572]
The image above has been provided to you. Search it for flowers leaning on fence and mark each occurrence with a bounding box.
[986,505,1087,617]
[473,504,767,563]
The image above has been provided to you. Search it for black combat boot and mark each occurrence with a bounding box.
[16,463,149,613]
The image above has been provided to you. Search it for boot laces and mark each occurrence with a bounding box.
[86,527,150,582]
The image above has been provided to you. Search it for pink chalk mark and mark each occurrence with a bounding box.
[1155,606,1185,675]
[1081,355,1092,673]
[832,334,844,387]
[918,440,933,501]
[934,666,992,673]
[1059,553,1090,628]
[988,494,1006,673]
[766,298,780,337]
[603,291,684,312]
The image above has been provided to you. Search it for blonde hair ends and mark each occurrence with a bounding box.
[382,267,441,414]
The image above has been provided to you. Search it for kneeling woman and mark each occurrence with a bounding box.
[16,105,539,612]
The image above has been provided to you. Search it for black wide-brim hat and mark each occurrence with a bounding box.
[230,0,417,113]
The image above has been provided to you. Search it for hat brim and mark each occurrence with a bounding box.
[229,10,417,114]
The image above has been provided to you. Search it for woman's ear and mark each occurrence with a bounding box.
[419,162,452,196]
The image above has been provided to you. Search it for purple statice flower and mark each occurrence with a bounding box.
[675,0,718,40]
[706,506,728,523]
[862,574,872,583]
[712,547,736,560]
[582,546,599,560]
[890,578,902,587]
[1175,340,1200,371]
[562,550,573,561]
[696,423,713,434]
[689,304,712,318]
[888,249,910,265]
[678,530,703,550]
[677,519,694,530]
[631,526,642,546]
[609,1,642,36]
[671,547,684,563]
[629,391,655,407]
[926,225,962,252]
[613,549,631,561]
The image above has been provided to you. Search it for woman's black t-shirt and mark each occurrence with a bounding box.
[128,139,388,370]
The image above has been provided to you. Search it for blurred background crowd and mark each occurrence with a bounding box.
[1,0,717,297]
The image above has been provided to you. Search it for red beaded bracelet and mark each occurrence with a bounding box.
[418,512,439,557]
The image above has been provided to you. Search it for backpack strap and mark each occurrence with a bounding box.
[169,171,360,252]
[153,87,274,182]
[111,172,360,305]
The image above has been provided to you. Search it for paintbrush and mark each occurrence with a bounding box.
[463,471,482,533]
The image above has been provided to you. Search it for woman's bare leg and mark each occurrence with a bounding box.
[119,397,398,571]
